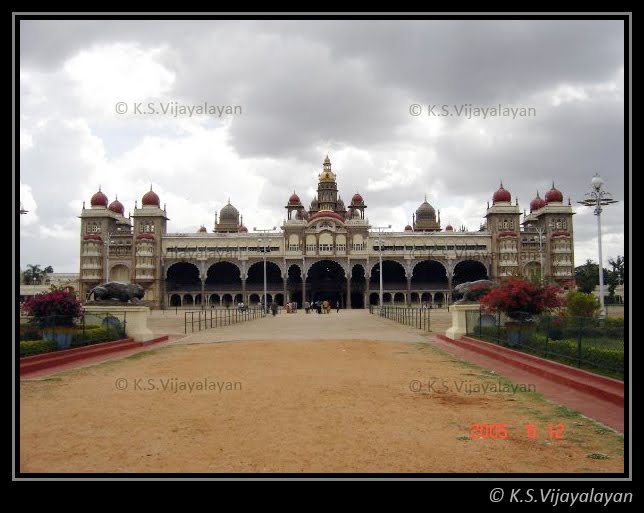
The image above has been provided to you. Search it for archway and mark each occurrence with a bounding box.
[453,259,489,285]
[434,292,445,307]
[369,260,406,291]
[287,265,303,305]
[249,293,260,305]
[306,260,346,304]
[369,292,379,306]
[350,265,366,308]
[274,293,284,306]
[184,294,194,305]
[209,293,220,305]
[195,294,202,305]
[206,262,241,288]
[411,260,448,289]
[394,292,405,304]
[167,262,200,292]
[222,293,233,306]
[109,264,130,282]
[410,292,420,304]
[246,261,283,295]
[383,292,393,303]
[170,294,181,307]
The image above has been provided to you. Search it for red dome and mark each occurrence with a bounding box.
[136,233,155,240]
[239,225,248,233]
[530,193,546,212]
[288,192,301,204]
[492,183,511,204]
[351,193,364,204]
[308,210,346,223]
[108,198,124,215]
[198,226,207,233]
[445,224,454,231]
[83,234,103,241]
[545,183,563,203]
[404,224,413,231]
[142,188,160,207]
[90,189,108,207]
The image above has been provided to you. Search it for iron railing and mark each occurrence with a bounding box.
[184,307,266,333]
[368,305,431,332]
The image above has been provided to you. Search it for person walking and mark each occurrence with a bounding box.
[304,300,310,314]
[270,301,278,316]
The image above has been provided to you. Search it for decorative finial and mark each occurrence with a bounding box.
[516,197,518,206]
[98,184,101,191]
[164,203,167,212]
[228,197,231,204]
[552,181,555,189]
[424,193,427,202]
[500,180,503,188]
[536,189,540,198]
[523,209,527,217]
[135,200,138,208]
[487,201,490,209]
[150,184,153,191]
[568,197,571,206]
[82,200,86,209]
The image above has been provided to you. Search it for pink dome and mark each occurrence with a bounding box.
[404,224,413,231]
[445,224,453,231]
[108,197,124,215]
[239,225,248,233]
[288,192,301,205]
[492,183,511,204]
[90,188,108,207]
[142,187,160,207]
[351,193,364,205]
[530,193,547,212]
[198,226,207,233]
[545,183,563,203]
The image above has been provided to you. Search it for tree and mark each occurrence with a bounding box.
[574,259,609,294]
[23,264,43,285]
[565,291,600,318]
[21,264,54,285]
[607,256,625,299]
[480,278,564,320]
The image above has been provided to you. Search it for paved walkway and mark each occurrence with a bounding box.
[27,308,624,432]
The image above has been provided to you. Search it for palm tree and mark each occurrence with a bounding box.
[42,265,54,284]
[24,264,43,285]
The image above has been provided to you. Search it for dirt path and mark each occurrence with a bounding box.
[20,311,623,473]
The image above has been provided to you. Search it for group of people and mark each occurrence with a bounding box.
[302,300,340,314]
[284,301,298,313]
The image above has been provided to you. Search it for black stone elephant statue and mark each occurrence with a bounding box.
[88,282,145,302]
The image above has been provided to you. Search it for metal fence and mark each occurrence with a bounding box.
[184,307,266,333]
[465,307,624,379]
[19,311,128,354]
[368,305,431,332]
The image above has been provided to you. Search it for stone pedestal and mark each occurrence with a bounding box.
[84,305,153,342]
[445,303,481,340]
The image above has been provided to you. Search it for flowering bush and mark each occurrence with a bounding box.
[23,290,82,326]
[480,278,563,320]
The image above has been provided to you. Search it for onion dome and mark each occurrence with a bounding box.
[310,196,319,209]
[90,187,108,207]
[545,182,563,203]
[108,195,124,215]
[219,200,240,223]
[337,196,345,209]
[142,185,160,207]
[83,234,103,241]
[239,225,248,233]
[492,182,511,204]
[416,196,436,219]
[288,192,301,205]
[351,192,364,205]
[198,225,207,233]
[530,191,547,212]
[404,224,413,231]
[445,224,454,231]
[136,233,155,240]
[296,209,309,220]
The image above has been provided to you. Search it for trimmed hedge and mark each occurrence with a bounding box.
[70,326,125,347]
[20,340,58,357]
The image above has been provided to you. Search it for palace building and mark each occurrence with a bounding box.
[78,156,575,308]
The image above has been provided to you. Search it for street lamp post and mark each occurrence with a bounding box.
[578,174,618,319]
[526,223,545,284]
[254,226,277,314]
[373,225,391,308]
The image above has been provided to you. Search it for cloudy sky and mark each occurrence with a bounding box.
[19,19,625,273]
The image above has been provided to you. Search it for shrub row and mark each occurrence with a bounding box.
[20,340,58,357]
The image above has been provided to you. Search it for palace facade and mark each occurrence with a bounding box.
[78,156,575,308]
